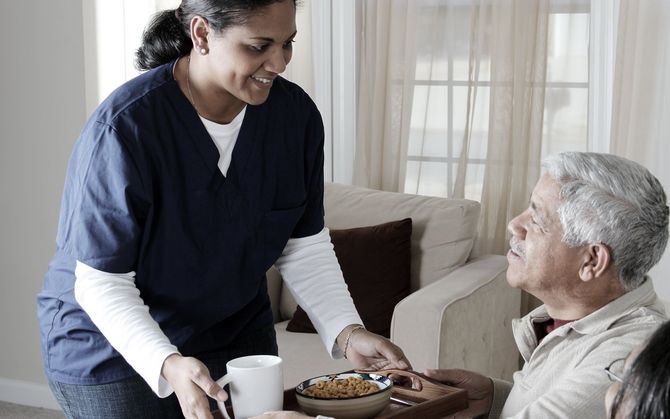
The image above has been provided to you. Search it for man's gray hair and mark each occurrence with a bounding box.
[542,152,669,291]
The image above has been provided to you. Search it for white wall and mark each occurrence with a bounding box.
[0,0,86,409]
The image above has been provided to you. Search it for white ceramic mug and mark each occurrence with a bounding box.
[216,355,283,419]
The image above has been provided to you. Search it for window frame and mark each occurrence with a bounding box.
[403,0,592,198]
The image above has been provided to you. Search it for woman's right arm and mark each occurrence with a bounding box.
[74,261,226,418]
[74,261,178,395]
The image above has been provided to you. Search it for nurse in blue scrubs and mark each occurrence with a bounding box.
[37,1,410,418]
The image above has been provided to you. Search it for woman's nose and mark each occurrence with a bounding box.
[266,48,289,74]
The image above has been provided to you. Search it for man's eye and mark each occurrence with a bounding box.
[283,40,295,49]
[530,217,542,229]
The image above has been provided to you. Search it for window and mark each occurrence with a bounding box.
[403,0,590,200]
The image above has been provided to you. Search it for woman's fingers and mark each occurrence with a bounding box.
[191,369,227,402]
[372,336,410,369]
[177,388,213,419]
[346,330,412,370]
[162,354,222,418]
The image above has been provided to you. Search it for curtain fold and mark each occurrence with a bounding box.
[354,0,418,191]
[355,0,551,257]
[609,0,670,299]
[472,0,550,256]
[610,0,670,163]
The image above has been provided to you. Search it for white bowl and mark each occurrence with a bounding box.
[295,372,393,419]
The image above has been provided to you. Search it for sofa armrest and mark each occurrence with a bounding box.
[390,254,520,380]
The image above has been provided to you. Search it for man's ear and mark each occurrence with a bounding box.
[579,244,611,282]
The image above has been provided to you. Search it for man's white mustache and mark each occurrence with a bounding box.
[509,237,526,259]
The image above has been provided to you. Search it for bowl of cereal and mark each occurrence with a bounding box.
[295,372,393,419]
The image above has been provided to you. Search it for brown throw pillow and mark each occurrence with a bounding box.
[286,218,412,338]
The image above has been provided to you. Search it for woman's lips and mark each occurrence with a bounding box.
[250,75,274,87]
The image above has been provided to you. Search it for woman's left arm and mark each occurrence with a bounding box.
[275,228,410,370]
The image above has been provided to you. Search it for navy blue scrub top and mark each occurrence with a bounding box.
[37,60,325,385]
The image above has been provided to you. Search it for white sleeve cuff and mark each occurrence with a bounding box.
[74,261,180,397]
[274,228,363,358]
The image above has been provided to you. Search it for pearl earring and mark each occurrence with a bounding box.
[200,48,208,55]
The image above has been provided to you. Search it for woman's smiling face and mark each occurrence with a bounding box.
[203,0,297,106]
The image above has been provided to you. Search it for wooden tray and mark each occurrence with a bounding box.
[215,369,468,419]
[355,369,468,418]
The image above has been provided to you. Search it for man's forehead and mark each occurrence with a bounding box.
[530,175,561,218]
[533,174,561,199]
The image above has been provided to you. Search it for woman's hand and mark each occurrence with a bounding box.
[337,325,411,371]
[161,353,227,419]
[250,412,314,419]
[423,368,493,419]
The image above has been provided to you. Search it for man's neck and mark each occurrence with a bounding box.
[542,276,626,320]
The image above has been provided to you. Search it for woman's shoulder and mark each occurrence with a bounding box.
[269,76,318,111]
[90,61,178,126]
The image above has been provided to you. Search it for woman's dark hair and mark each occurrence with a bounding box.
[609,320,670,419]
[135,0,298,70]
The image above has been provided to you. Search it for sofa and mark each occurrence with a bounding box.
[267,182,521,389]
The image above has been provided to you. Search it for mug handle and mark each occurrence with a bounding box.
[216,374,233,419]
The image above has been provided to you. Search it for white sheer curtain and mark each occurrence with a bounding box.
[468,1,551,256]
[610,0,670,163]
[609,0,670,300]
[355,0,555,256]
[354,1,418,191]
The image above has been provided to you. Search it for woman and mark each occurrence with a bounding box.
[37,1,409,418]
[605,320,670,418]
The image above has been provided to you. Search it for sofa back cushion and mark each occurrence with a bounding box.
[274,183,481,322]
[323,183,480,291]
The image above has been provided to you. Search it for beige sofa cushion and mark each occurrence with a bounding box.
[323,183,480,291]
[275,182,480,321]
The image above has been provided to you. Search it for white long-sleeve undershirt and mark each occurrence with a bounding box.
[274,228,362,358]
[74,262,178,397]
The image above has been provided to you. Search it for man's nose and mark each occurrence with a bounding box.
[508,213,527,239]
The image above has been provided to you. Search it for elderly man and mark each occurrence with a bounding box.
[254,151,668,419]
[425,151,669,418]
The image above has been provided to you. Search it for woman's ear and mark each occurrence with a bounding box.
[579,243,611,282]
[190,16,210,54]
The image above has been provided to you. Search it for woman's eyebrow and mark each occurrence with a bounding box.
[249,30,297,43]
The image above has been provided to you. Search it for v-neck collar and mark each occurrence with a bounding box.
[227,103,267,186]
[166,65,269,192]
